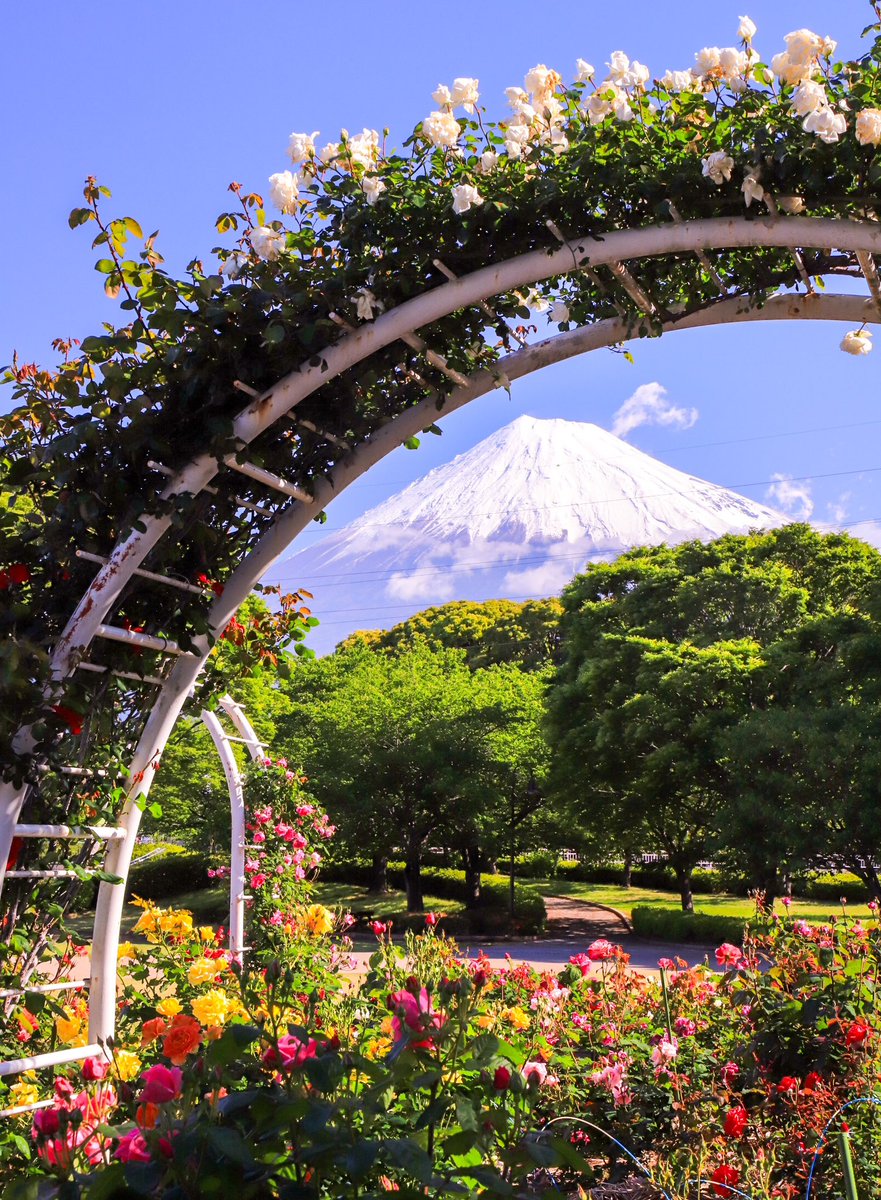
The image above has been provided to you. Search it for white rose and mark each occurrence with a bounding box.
[770,52,806,85]
[661,69,694,93]
[503,120,531,148]
[575,58,595,82]
[287,130,318,164]
[268,170,301,215]
[451,77,480,112]
[432,83,452,107]
[613,91,634,122]
[250,225,285,262]
[791,80,828,117]
[701,150,734,184]
[821,37,837,58]
[423,110,461,148]
[738,15,757,42]
[550,300,570,323]
[347,128,380,169]
[741,173,765,207]
[694,47,721,75]
[719,47,749,79]
[606,51,631,84]
[525,64,559,102]
[784,29,823,65]
[778,195,805,214]
[220,251,248,280]
[546,124,569,153]
[585,92,612,125]
[504,138,524,159]
[628,60,650,88]
[361,176,386,205]
[856,108,881,146]
[451,183,484,215]
[803,106,847,143]
[840,329,873,356]
[319,141,342,166]
[355,288,380,321]
[505,86,531,113]
[478,149,499,173]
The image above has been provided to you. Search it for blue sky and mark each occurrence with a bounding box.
[4,0,880,600]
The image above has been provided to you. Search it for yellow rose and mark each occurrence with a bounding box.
[117,942,138,961]
[364,1037,392,1061]
[199,926,216,942]
[156,996,183,1018]
[133,910,158,936]
[302,904,334,936]
[8,1078,40,1107]
[187,958,220,987]
[113,1050,142,1081]
[159,908,193,937]
[192,989,232,1028]
[476,1014,495,1029]
[55,1010,85,1046]
[501,1007,530,1031]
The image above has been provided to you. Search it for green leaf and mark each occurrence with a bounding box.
[123,217,144,238]
[95,259,116,274]
[264,323,285,345]
[403,436,421,450]
[68,207,95,228]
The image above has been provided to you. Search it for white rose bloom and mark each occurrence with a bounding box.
[613,91,634,122]
[738,15,757,42]
[770,51,815,85]
[856,108,881,146]
[451,77,480,112]
[575,58,595,82]
[478,149,500,173]
[423,110,461,148]
[506,86,531,113]
[719,47,749,79]
[550,299,570,323]
[785,28,824,64]
[628,60,651,87]
[503,120,531,148]
[803,106,847,143]
[694,46,721,75]
[525,64,560,104]
[347,128,381,169]
[841,329,873,355]
[250,225,285,262]
[701,150,735,184]
[661,69,695,92]
[791,80,828,117]
[319,141,342,166]
[361,176,386,205]
[432,83,452,107]
[451,183,485,215]
[778,195,805,214]
[268,170,301,215]
[287,130,318,164]
[821,37,837,58]
[585,91,612,125]
[221,251,247,280]
[741,173,765,207]
[606,51,631,84]
[504,137,524,159]
[355,288,380,321]
[547,124,570,153]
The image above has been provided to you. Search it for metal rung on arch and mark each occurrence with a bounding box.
[14,825,124,840]
[0,1044,107,1078]
[95,624,189,655]
[0,978,90,999]
[76,550,207,597]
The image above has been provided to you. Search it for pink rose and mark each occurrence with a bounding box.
[714,943,743,968]
[115,1129,153,1163]
[587,939,618,961]
[139,1064,183,1105]
[262,1034,318,1071]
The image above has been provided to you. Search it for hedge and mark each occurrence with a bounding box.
[803,872,870,904]
[126,847,214,901]
[631,905,745,946]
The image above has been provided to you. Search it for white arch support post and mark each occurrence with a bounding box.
[200,696,266,961]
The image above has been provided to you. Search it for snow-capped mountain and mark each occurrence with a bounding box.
[279,416,787,653]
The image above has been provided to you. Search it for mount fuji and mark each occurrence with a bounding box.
[280,416,788,654]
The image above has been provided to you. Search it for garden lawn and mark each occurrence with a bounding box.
[533,878,874,922]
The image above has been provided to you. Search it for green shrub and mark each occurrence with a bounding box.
[126,847,213,901]
[803,872,869,904]
[631,905,745,945]
[515,850,559,879]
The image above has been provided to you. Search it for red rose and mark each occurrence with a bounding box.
[8,563,30,585]
[82,1056,108,1081]
[711,1165,740,1196]
[804,1071,823,1091]
[493,1066,512,1091]
[52,705,84,736]
[723,1107,748,1138]
[587,939,617,961]
[777,1076,799,1094]
[845,1021,870,1046]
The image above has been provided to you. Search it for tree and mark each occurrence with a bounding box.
[275,643,549,911]
[546,527,881,909]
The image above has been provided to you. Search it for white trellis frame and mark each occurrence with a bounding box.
[200,695,267,962]
[3,215,881,1079]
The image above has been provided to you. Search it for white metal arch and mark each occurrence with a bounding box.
[2,214,881,1069]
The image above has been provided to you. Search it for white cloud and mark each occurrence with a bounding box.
[386,571,457,602]
[765,474,814,520]
[502,559,580,595]
[843,520,881,549]
[610,382,699,439]
[827,492,851,525]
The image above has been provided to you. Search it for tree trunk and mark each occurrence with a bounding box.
[622,850,633,889]
[367,853,389,894]
[675,865,694,913]
[404,836,424,912]
[852,860,881,903]
[461,846,482,910]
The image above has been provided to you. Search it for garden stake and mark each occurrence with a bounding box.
[836,1130,860,1200]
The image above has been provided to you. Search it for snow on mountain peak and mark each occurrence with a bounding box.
[276,416,788,653]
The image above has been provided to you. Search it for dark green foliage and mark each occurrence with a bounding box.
[125,848,214,901]
[631,905,745,945]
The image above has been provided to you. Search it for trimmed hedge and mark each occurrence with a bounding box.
[320,859,546,934]
[631,905,745,946]
[804,872,870,903]
[126,847,213,901]
[555,861,750,895]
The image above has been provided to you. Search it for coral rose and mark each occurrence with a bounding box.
[161,1014,201,1065]
[141,1017,168,1047]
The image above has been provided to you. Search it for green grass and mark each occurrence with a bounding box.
[532,878,873,922]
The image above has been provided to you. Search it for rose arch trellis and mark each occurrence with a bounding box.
[3,16,881,1081]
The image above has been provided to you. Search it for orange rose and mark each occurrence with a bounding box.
[141,1017,168,1047]
[162,1013,202,1065]
[136,1101,160,1130]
